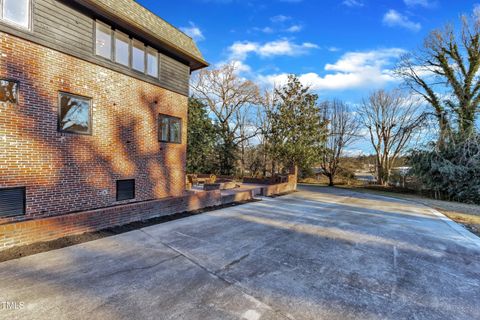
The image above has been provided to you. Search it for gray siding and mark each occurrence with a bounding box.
[160,55,190,96]
[0,0,190,96]
[34,0,94,56]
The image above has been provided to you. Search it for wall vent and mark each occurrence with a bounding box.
[0,187,26,217]
[116,180,135,201]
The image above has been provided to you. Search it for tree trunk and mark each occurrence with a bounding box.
[328,175,334,187]
[376,164,383,185]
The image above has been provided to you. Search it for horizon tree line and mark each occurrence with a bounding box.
[187,12,480,203]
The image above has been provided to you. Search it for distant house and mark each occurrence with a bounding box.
[0,1,207,225]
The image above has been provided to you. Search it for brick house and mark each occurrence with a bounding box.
[0,0,208,243]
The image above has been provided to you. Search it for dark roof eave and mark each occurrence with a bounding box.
[191,60,209,72]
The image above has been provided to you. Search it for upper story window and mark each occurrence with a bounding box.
[1,0,31,29]
[132,40,145,73]
[147,47,158,78]
[114,31,130,67]
[95,22,112,59]
[95,21,161,79]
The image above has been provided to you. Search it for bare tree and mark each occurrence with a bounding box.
[360,89,425,185]
[190,62,260,175]
[257,87,277,176]
[396,14,480,142]
[319,100,360,186]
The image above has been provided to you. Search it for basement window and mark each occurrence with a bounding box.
[0,187,26,217]
[95,21,112,60]
[158,114,182,143]
[1,0,31,30]
[58,92,92,135]
[116,180,135,201]
[0,79,18,104]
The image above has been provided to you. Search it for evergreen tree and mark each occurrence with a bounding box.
[269,75,327,175]
[186,98,217,173]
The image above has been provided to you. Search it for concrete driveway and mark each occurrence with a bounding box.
[1,185,479,320]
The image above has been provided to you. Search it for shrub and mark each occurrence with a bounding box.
[408,136,480,204]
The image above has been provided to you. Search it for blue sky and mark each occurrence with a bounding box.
[137,0,478,154]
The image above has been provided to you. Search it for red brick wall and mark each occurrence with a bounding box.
[0,184,302,251]
[0,32,188,224]
[0,190,226,250]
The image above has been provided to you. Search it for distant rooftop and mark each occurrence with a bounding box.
[75,0,208,70]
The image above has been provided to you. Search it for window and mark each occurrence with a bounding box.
[0,79,18,104]
[93,23,163,79]
[132,40,145,72]
[95,21,112,59]
[58,92,92,135]
[114,31,130,67]
[116,180,135,201]
[170,118,181,143]
[159,115,182,143]
[0,187,26,217]
[1,0,30,29]
[147,47,158,78]
[159,116,169,142]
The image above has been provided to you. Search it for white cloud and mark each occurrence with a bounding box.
[228,39,319,60]
[180,22,205,42]
[257,48,406,91]
[342,0,364,7]
[285,25,303,32]
[383,10,421,32]
[252,26,275,34]
[270,15,291,23]
[328,47,341,52]
[403,0,436,8]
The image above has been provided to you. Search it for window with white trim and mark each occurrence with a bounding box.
[93,21,163,79]
[132,40,145,72]
[95,21,112,59]
[147,47,158,78]
[1,0,30,29]
[114,31,130,67]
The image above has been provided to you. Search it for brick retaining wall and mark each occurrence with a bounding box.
[0,180,297,251]
[0,190,222,250]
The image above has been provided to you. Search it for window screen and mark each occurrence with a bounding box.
[0,187,26,217]
[116,180,135,201]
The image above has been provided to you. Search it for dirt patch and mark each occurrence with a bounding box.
[0,199,260,263]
